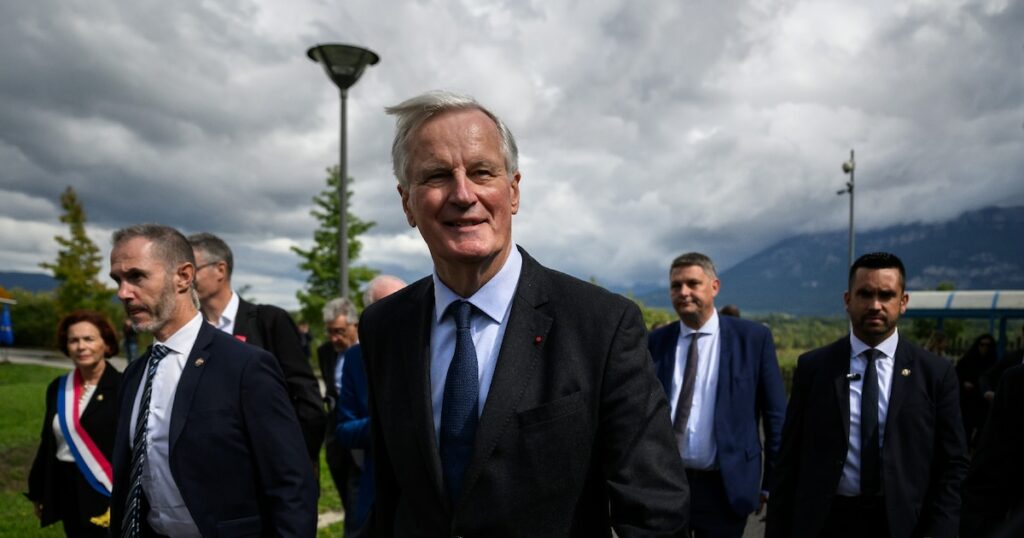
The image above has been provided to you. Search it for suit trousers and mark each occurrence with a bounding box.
[686,469,747,538]
[821,495,889,538]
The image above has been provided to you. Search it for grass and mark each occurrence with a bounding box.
[0,363,64,537]
[0,362,344,537]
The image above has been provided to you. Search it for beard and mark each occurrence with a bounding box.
[130,278,178,335]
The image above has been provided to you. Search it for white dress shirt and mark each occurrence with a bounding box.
[209,290,240,334]
[669,311,721,470]
[837,329,898,496]
[129,313,203,537]
[429,246,522,443]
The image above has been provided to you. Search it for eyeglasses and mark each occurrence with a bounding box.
[195,261,220,272]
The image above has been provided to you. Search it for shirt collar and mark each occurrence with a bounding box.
[157,312,204,361]
[218,291,240,328]
[679,309,719,337]
[433,246,523,324]
[849,328,899,360]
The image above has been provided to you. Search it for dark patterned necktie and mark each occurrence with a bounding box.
[861,348,882,496]
[673,332,703,433]
[439,301,479,504]
[122,344,170,538]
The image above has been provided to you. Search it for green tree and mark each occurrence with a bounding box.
[39,186,116,317]
[292,167,377,330]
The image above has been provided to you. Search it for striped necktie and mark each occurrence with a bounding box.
[121,344,170,538]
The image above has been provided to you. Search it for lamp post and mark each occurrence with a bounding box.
[837,149,856,268]
[307,43,380,298]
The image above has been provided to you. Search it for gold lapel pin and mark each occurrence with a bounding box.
[901,369,911,377]
[97,394,104,401]
[195,358,206,367]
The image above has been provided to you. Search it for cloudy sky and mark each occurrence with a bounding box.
[1,0,1021,310]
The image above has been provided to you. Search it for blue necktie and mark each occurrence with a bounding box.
[860,348,881,496]
[439,301,479,503]
[122,344,170,538]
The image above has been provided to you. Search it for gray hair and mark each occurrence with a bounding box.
[385,90,519,189]
[362,275,407,307]
[670,252,718,279]
[322,297,358,324]
[112,224,196,273]
[187,232,234,277]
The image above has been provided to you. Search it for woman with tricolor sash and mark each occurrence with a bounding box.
[26,310,123,537]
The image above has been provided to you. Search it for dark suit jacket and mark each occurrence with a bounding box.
[109,322,317,538]
[318,341,341,404]
[360,248,689,538]
[27,363,122,527]
[648,315,786,516]
[336,343,373,531]
[961,364,1024,536]
[766,336,968,538]
[233,298,326,459]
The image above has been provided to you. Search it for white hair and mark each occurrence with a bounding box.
[385,90,519,189]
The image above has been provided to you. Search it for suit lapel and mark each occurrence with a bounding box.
[80,362,116,422]
[653,323,680,396]
[118,351,148,449]
[716,317,736,421]
[832,337,853,441]
[883,339,914,440]
[233,299,257,340]
[459,255,553,507]
[403,279,448,506]
[169,323,214,451]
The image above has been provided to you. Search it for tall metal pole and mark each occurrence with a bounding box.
[839,149,856,268]
[847,149,855,269]
[338,89,349,298]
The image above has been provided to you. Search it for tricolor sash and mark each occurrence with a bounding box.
[56,370,113,497]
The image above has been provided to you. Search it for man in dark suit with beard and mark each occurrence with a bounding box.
[109,224,316,537]
[188,232,326,466]
[767,252,968,538]
[359,90,689,537]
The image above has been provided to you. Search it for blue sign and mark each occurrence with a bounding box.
[0,304,13,346]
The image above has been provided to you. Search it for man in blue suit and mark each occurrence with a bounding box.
[336,275,406,538]
[107,224,317,537]
[648,252,786,537]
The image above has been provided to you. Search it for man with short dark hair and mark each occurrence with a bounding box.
[108,224,316,537]
[767,252,968,538]
[360,90,688,537]
[188,232,325,465]
[648,252,786,537]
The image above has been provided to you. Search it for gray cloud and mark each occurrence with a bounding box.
[2,0,1021,309]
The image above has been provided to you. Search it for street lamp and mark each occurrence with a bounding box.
[837,149,856,269]
[307,43,380,298]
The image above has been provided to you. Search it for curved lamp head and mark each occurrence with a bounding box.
[842,160,855,174]
[307,43,380,90]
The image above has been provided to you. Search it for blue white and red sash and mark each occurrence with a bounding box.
[56,370,113,497]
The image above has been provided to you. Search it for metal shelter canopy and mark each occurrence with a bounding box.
[904,290,1024,357]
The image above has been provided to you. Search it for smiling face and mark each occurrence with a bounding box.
[844,267,909,346]
[66,321,110,371]
[398,108,520,288]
